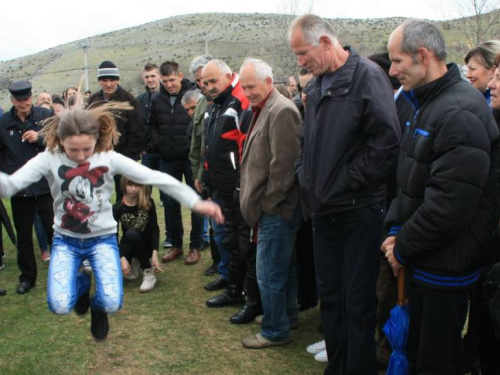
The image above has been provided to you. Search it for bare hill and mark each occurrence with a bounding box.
[0,12,498,110]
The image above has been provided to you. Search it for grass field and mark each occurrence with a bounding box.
[0,193,326,375]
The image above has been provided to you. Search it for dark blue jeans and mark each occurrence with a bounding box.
[257,207,302,342]
[312,203,384,375]
[159,159,203,249]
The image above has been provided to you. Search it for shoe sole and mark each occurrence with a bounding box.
[242,338,291,349]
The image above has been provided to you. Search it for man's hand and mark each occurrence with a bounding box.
[385,248,403,277]
[22,130,39,143]
[381,236,396,253]
[194,179,203,194]
[193,200,224,224]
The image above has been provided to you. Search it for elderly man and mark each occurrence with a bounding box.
[382,20,498,374]
[238,58,302,348]
[285,76,298,97]
[289,14,400,374]
[35,92,53,106]
[0,81,55,294]
[201,59,250,294]
[87,60,145,202]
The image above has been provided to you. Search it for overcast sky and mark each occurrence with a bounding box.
[0,0,469,61]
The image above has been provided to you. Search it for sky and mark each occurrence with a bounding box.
[0,0,472,61]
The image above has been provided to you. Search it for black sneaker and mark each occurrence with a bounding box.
[75,276,91,315]
[201,240,210,250]
[90,309,109,341]
[162,240,172,249]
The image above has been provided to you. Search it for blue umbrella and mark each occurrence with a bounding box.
[383,267,409,375]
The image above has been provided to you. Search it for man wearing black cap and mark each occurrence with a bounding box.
[0,81,55,294]
[87,61,146,201]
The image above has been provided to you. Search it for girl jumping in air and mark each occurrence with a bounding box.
[114,177,162,293]
[0,102,223,340]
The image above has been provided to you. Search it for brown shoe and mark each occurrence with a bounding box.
[184,249,201,265]
[161,247,183,263]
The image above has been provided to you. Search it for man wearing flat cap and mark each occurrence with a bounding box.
[0,81,55,294]
[87,60,146,201]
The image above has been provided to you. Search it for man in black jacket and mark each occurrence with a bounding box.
[383,20,498,374]
[0,81,54,294]
[149,61,204,265]
[87,61,145,202]
[289,14,400,374]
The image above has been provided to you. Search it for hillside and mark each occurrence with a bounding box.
[0,12,498,110]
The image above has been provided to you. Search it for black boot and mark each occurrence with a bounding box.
[206,287,244,308]
[206,264,245,307]
[230,272,262,324]
[230,301,263,324]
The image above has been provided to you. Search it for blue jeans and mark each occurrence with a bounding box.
[159,160,203,249]
[210,196,231,278]
[257,207,302,342]
[47,233,123,315]
[34,209,48,252]
[312,203,384,375]
[203,217,209,242]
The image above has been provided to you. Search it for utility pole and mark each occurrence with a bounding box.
[83,45,89,92]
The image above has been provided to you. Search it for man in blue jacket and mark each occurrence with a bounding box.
[0,81,54,294]
[289,14,400,374]
[383,20,498,374]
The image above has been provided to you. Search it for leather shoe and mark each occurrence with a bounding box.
[206,290,244,308]
[205,262,218,276]
[230,302,263,324]
[161,247,183,263]
[184,249,201,265]
[204,276,228,291]
[17,281,34,294]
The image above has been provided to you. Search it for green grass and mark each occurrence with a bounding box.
[0,193,325,375]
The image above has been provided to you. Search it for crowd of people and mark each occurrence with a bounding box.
[1,13,500,375]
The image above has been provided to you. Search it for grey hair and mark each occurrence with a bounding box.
[464,40,500,68]
[400,19,447,62]
[289,14,338,46]
[240,58,273,81]
[206,59,232,76]
[181,89,203,106]
[189,55,213,77]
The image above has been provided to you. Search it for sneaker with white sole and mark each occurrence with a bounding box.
[307,339,326,354]
[315,349,328,363]
[124,258,140,280]
[140,268,157,293]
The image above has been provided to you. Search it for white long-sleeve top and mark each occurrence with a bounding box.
[0,150,201,239]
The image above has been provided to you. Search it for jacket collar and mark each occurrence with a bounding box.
[314,46,359,92]
[159,78,194,98]
[99,85,123,101]
[214,73,240,105]
[408,63,461,109]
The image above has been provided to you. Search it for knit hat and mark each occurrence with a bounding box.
[97,61,119,80]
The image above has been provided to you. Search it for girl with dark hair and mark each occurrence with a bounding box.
[0,102,223,341]
[114,177,161,293]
